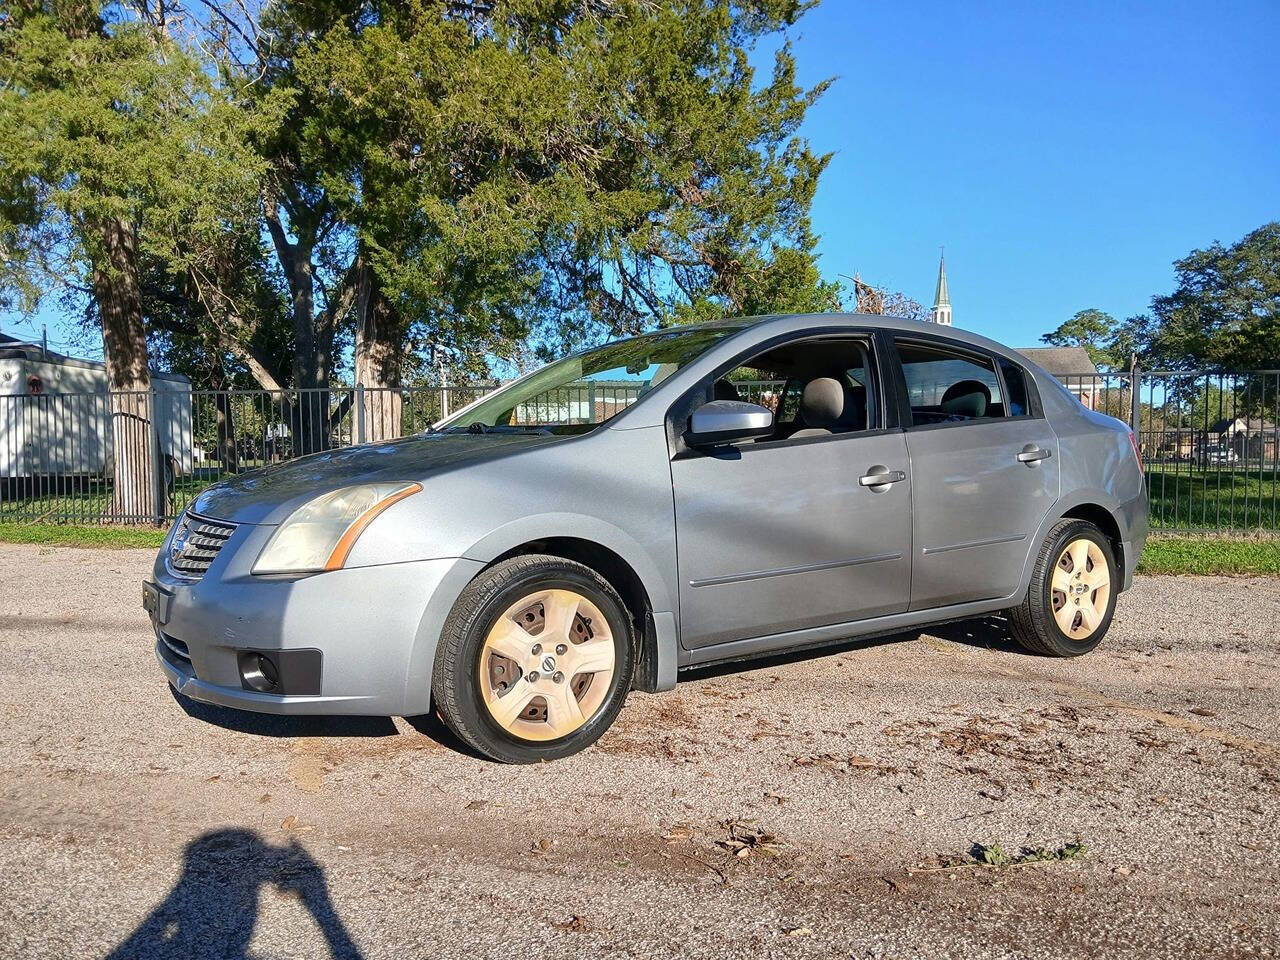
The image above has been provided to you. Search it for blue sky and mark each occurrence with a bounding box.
[773,0,1280,346]
[4,0,1277,360]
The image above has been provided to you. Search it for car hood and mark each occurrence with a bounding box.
[189,432,561,525]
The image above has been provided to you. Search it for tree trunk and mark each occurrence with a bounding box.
[207,357,238,473]
[95,218,161,521]
[354,262,405,442]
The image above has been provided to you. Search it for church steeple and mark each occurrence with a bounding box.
[931,251,952,325]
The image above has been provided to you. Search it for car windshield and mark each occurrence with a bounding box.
[439,326,740,435]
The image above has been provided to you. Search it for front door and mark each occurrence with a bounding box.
[669,333,913,649]
[890,339,1060,610]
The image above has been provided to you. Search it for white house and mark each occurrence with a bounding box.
[0,334,193,480]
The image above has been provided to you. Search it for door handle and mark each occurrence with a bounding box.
[1017,445,1052,464]
[859,468,907,488]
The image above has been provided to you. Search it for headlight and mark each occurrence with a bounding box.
[252,482,422,574]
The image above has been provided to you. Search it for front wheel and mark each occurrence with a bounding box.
[432,555,635,762]
[1006,519,1118,657]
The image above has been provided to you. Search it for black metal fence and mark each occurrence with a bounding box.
[1,384,495,525]
[1055,369,1280,533]
[2,371,1278,532]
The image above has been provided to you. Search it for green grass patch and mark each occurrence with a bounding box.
[1145,464,1280,531]
[0,522,167,549]
[1139,535,1280,576]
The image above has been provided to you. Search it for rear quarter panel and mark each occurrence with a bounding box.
[1029,368,1148,585]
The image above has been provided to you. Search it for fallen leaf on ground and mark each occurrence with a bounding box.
[552,916,588,932]
[716,819,785,858]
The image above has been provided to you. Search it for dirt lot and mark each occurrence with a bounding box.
[1,543,1278,959]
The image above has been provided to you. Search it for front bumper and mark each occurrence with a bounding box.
[147,521,480,716]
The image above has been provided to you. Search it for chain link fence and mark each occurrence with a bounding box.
[2,372,1278,531]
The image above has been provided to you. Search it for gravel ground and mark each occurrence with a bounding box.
[0,543,1278,960]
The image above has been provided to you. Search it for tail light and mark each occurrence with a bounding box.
[1128,431,1143,474]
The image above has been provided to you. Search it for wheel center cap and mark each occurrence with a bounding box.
[1074,583,1088,596]
[541,655,557,673]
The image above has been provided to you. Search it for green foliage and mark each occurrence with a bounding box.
[0,4,270,319]
[288,1,836,360]
[1140,222,1280,371]
[1041,308,1126,369]
[3,1,840,387]
[973,842,1088,867]
[1046,222,1279,374]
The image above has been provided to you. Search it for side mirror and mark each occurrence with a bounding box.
[687,399,773,446]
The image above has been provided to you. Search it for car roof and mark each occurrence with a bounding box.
[660,312,1025,361]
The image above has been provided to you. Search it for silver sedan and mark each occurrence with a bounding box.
[144,314,1149,762]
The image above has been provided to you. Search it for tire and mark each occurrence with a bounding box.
[1006,519,1118,657]
[432,554,636,763]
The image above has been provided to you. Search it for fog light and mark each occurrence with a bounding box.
[238,651,280,692]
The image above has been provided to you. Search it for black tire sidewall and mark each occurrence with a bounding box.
[1036,521,1118,656]
[448,561,635,763]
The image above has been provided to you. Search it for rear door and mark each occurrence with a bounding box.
[887,337,1060,610]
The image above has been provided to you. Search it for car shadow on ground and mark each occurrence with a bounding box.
[170,687,485,757]
[925,614,1029,655]
[169,616,1030,753]
[104,828,365,960]
[170,688,398,738]
[679,614,1031,682]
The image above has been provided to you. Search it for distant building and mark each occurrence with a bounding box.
[0,334,193,480]
[1016,346,1100,409]
[929,253,952,326]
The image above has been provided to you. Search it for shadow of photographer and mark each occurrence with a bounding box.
[105,828,365,960]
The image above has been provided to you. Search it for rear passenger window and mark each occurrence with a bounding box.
[998,358,1031,417]
[895,342,1006,426]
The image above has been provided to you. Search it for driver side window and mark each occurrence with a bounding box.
[711,336,878,443]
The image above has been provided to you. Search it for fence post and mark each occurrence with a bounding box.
[355,383,366,445]
[149,386,165,526]
[1130,364,1142,437]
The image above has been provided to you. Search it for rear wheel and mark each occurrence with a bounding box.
[1007,519,1117,657]
[432,555,635,763]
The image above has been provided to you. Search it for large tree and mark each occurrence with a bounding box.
[5,0,841,467]
[1041,308,1129,369]
[1139,222,1280,371]
[0,1,266,515]
[212,0,840,438]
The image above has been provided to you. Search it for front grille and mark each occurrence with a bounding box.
[167,512,237,579]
